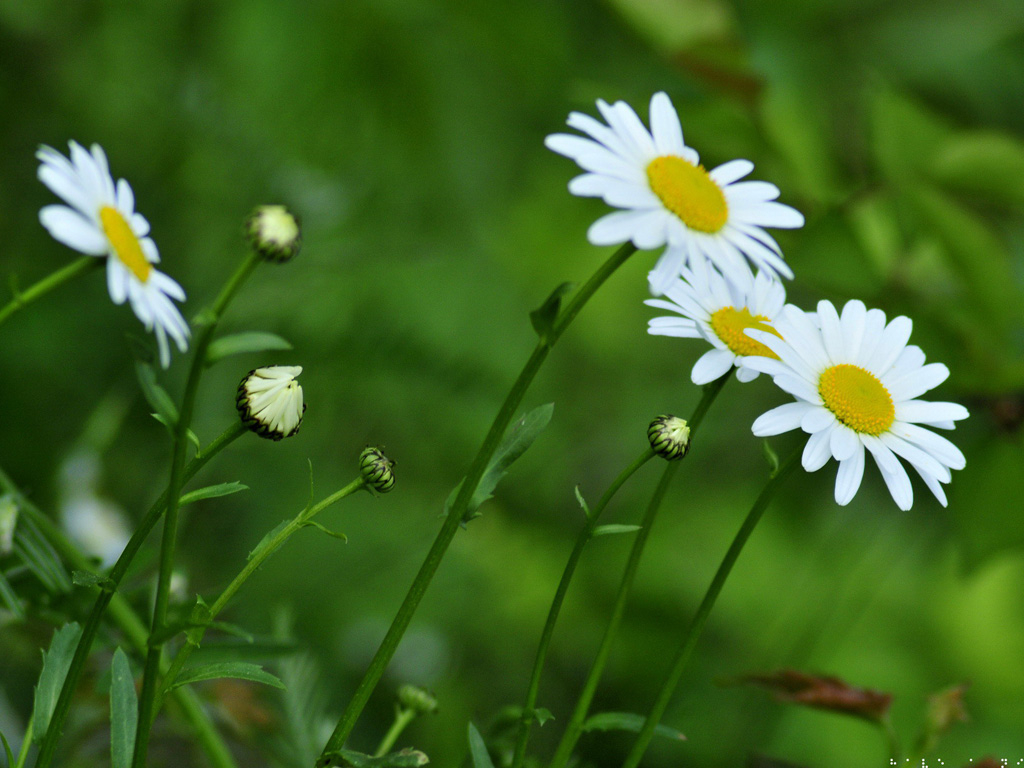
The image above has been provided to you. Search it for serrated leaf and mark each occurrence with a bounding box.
[467,722,495,768]
[530,282,575,341]
[459,404,554,522]
[299,520,348,543]
[581,711,686,742]
[248,520,291,562]
[110,648,137,768]
[165,662,285,692]
[592,524,642,537]
[179,482,249,506]
[574,486,591,519]
[72,570,115,591]
[206,332,292,367]
[134,361,178,428]
[32,623,83,741]
[534,707,554,726]
[151,414,201,452]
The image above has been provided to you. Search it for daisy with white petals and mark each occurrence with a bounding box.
[645,258,786,385]
[743,300,969,510]
[37,141,189,368]
[545,92,804,294]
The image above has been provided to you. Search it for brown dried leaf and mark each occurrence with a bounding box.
[741,669,893,723]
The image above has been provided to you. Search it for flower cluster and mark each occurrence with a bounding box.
[549,92,968,510]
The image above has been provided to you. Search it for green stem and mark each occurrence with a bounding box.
[14,717,33,768]
[510,448,654,768]
[547,374,729,768]
[882,716,902,764]
[159,478,365,701]
[373,708,416,758]
[0,257,102,329]
[133,251,261,768]
[318,243,636,763]
[16,424,244,768]
[619,448,800,768]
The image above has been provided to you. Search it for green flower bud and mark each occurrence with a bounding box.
[397,684,438,715]
[0,494,18,556]
[648,415,690,460]
[237,366,305,440]
[246,205,301,263]
[360,446,395,493]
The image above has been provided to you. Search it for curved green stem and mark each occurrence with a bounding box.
[23,423,245,768]
[0,257,102,329]
[546,373,729,768]
[510,448,654,768]
[158,478,365,702]
[318,243,637,763]
[619,448,800,768]
[133,251,260,768]
[373,708,416,758]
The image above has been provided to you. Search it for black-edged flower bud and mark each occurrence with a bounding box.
[236,366,305,440]
[360,446,395,493]
[398,684,438,715]
[648,415,690,460]
[245,205,301,263]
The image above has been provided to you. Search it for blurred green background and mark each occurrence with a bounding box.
[2,0,1024,766]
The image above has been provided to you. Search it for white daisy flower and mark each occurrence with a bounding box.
[37,141,189,368]
[645,258,786,385]
[236,366,305,440]
[545,92,804,294]
[743,300,969,510]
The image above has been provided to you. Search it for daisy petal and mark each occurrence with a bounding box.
[691,348,735,385]
[39,205,108,255]
[752,402,816,436]
[834,445,866,506]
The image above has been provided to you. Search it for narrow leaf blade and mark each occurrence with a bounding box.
[32,623,83,741]
[467,722,495,768]
[110,648,137,768]
[166,662,285,692]
[206,332,292,367]
[179,482,249,506]
[591,524,642,538]
[581,711,686,742]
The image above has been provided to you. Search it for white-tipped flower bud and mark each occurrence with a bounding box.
[246,205,301,263]
[360,446,395,493]
[236,366,305,440]
[648,415,690,460]
[397,684,438,715]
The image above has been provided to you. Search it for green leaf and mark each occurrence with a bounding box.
[184,596,213,647]
[574,486,591,519]
[323,749,429,767]
[180,482,249,506]
[72,570,116,591]
[466,722,495,768]
[533,707,554,726]
[0,569,25,619]
[12,515,70,593]
[134,361,178,428]
[151,414,201,452]
[591,524,642,538]
[529,282,575,342]
[205,331,293,367]
[248,520,291,562]
[1,729,14,767]
[931,131,1024,209]
[165,662,285,692]
[460,404,554,522]
[109,648,137,768]
[299,519,348,543]
[32,622,83,741]
[761,440,780,475]
[582,711,686,742]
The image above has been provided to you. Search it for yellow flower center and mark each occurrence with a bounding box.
[99,206,151,282]
[818,364,895,435]
[646,155,728,233]
[709,306,780,358]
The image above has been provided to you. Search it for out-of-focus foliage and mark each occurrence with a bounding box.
[1,0,1022,766]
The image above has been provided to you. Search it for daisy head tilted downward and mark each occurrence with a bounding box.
[37,141,189,368]
[741,300,968,510]
[545,91,804,294]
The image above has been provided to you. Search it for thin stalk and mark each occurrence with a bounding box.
[547,373,729,768]
[14,718,33,768]
[158,478,366,701]
[619,448,800,768]
[0,257,102,329]
[319,243,636,761]
[133,251,260,768]
[373,708,416,758]
[510,448,655,768]
[29,423,245,768]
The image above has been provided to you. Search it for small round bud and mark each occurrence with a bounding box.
[245,205,301,263]
[397,684,438,715]
[648,415,690,460]
[237,366,306,440]
[360,446,395,493]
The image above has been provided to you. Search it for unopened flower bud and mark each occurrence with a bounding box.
[237,366,305,440]
[246,205,301,263]
[398,684,438,715]
[0,494,18,556]
[648,415,690,460]
[360,446,395,493]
